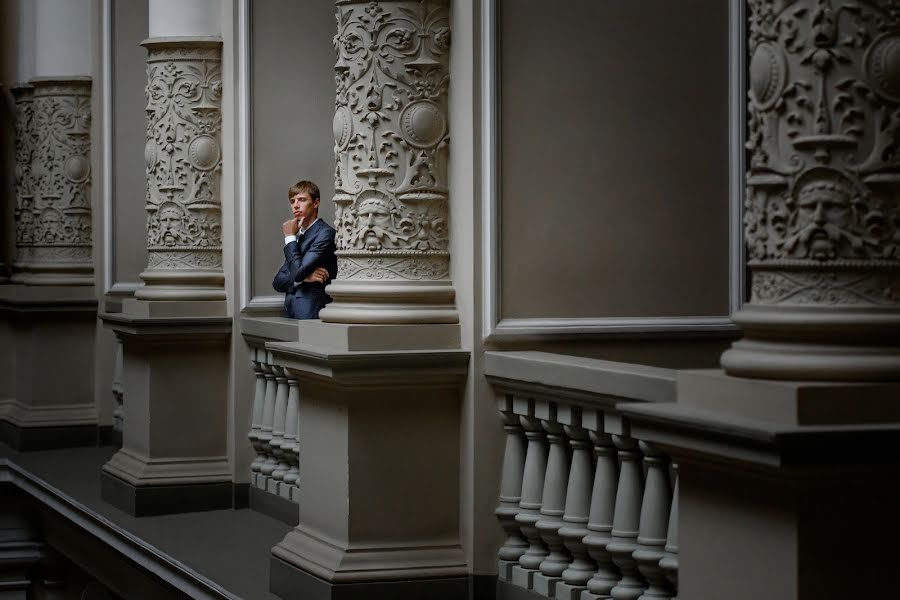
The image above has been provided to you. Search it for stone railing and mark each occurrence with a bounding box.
[485,351,679,600]
[241,317,302,508]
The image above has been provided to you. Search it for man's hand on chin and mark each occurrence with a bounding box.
[282,218,300,236]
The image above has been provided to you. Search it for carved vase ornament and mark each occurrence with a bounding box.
[14,79,93,285]
[321,0,457,323]
[722,0,900,379]
[11,84,36,280]
[137,38,225,301]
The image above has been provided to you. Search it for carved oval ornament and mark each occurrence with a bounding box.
[144,139,157,170]
[399,100,446,149]
[333,105,352,150]
[188,134,221,171]
[63,154,90,183]
[749,42,787,110]
[865,34,900,103]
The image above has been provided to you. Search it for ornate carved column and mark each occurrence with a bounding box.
[11,84,36,282]
[137,38,224,302]
[22,78,93,286]
[722,0,900,380]
[321,0,456,324]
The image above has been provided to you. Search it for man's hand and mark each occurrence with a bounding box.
[282,218,300,236]
[303,267,330,284]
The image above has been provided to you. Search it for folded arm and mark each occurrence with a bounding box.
[282,231,336,286]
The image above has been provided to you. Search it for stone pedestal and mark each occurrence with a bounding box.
[99,312,232,516]
[622,371,900,600]
[267,321,468,600]
[0,285,98,450]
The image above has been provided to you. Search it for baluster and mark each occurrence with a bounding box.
[111,336,124,440]
[495,396,528,581]
[534,413,572,597]
[607,435,647,600]
[269,366,290,493]
[512,411,549,590]
[249,347,267,479]
[258,355,277,487]
[658,464,679,599]
[281,378,300,500]
[557,415,597,600]
[633,442,673,600]
[583,427,622,598]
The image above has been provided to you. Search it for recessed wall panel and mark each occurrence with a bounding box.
[112,0,149,287]
[498,0,731,319]
[251,0,335,300]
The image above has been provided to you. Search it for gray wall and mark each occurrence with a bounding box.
[498,0,731,320]
[251,0,335,300]
[112,0,149,287]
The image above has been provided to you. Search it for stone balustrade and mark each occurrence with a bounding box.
[486,351,679,600]
[241,316,303,510]
[248,345,300,504]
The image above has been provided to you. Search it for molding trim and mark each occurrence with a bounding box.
[480,0,745,341]
[101,0,141,297]
[237,0,253,310]
[102,0,112,294]
[247,294,283,310]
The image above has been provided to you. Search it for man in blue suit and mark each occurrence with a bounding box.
[272,180,338,319]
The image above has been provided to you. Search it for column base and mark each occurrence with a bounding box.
[319,279,458,325]
[100,470,234,517]
[722,304,900,382]
[270,555,468,600]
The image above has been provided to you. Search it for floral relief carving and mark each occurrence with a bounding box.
[746,0,900,306]
[143,40,223,273]
[12,86,37,250]
[22,79,93,266]
[332,0,451,281]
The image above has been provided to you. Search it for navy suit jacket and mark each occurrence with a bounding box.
[272,219,338,319]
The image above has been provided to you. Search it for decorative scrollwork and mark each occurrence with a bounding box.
[17,79,95,274]
[142,39,224,273]
[332,0,451,281]
[746,0,900,307]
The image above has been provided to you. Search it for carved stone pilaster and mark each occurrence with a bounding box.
[723,0,900,380]
[11,84,36,282]
[320,0,457,324]
[137,38,224,301]
[17,78,93,286]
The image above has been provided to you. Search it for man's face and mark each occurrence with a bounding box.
[290,192,319,223]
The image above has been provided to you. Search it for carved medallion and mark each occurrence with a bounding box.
[749,42,787,109]
[399,100,446,148]
[864,33,900,103]
[333,105,352,150]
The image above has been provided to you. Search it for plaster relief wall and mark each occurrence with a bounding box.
[112,0,149,287]
[250,0,335,300]
[499,0,731,319]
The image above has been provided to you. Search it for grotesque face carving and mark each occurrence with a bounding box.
[792,181,855,261]
[157,202,188,246]
[350,196,398,251]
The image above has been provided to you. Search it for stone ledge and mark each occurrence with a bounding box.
[485,351,676,406]
[100,471,234,517]
[620,401,900,468]
[239,314,301,344]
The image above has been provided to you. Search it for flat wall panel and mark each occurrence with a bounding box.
[112,0,149,286]
[251,0,335,299]
[499,0,731,319]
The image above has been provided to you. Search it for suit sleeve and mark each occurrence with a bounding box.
[272,262,293,293]
[282,228,337,285]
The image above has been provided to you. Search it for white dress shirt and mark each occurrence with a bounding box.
[283,217,320,246]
